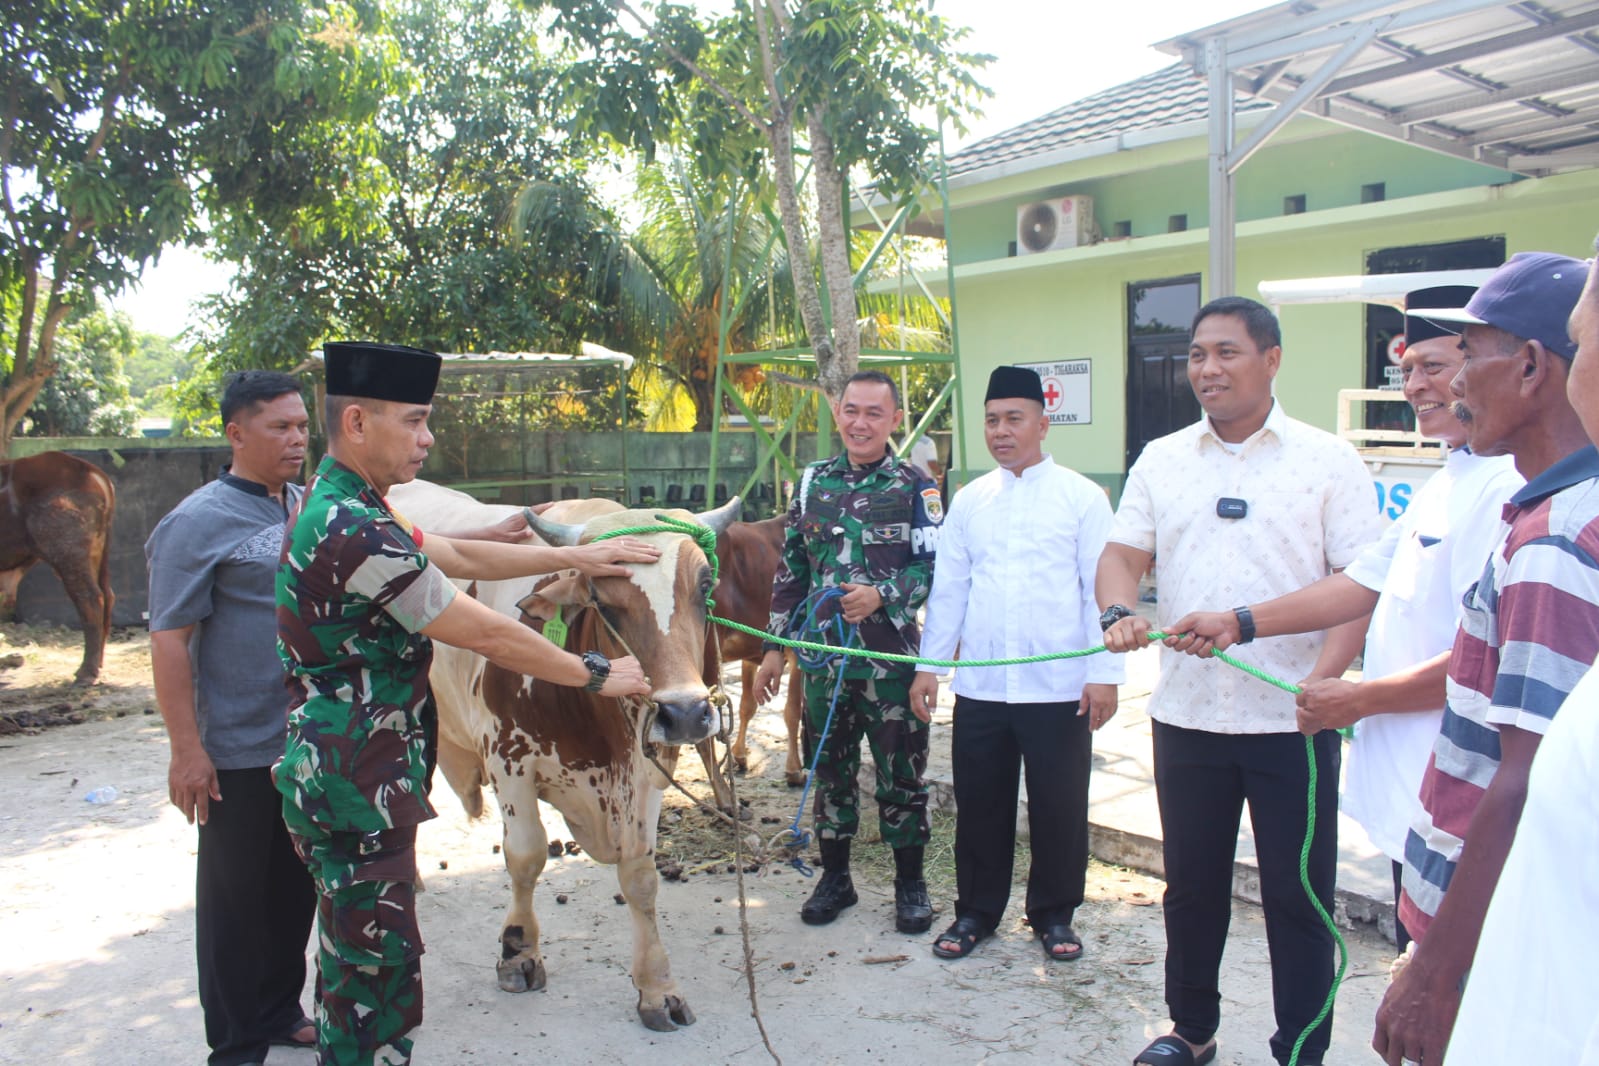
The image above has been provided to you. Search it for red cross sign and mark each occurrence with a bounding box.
[1041,377,1064,412]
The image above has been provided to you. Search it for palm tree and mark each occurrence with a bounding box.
[508,161,794,432]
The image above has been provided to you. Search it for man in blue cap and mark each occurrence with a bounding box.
[1287,254,1599,1066]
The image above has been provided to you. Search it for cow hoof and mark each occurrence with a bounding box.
[785,772,807,788]
[637,995,695,1031]
[732,755,749,774]
[496,955,547,993]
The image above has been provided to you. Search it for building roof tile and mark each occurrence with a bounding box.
[946,62,1269,179]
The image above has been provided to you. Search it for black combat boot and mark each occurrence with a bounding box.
[801,838,857,925]
[892,845,932,933]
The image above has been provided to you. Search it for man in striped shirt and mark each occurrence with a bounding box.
[1360,252,1599,1066]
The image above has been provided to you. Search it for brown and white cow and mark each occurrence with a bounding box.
[388,480,737,1032]
[0,451,116,683]
[707,517,806,787]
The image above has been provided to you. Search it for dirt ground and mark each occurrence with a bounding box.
[0,623,1395,1065]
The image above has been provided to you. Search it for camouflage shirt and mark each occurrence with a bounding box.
[274,456,457,834]
[768,450,941,678]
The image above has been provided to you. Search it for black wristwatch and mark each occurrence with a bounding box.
[1099,604,1134,632]
[1232,605,1257,645]
[581,650,611,692]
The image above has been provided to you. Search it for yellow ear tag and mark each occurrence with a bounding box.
[543,605,568,649]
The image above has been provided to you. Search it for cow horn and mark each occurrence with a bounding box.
[523,507,586,547]
[698,496,741,537]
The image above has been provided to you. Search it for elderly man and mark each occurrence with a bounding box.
[1444,240,1599,1066]
[1167,287,1523,954]
[275,342,657,1066]
[1316,253,1599,1066]
[148,371,319,1065]
[1097,297,1383,1066]
[753,370,942,934]
[910,366,1121,962]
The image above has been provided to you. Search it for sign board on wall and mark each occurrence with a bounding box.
[1016,360,1092,425]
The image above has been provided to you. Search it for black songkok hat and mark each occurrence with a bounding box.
[324,341,442,404]
[985,365,1045,405]
[1404,285,1478,346]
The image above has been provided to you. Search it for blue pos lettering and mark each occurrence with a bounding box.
[1373,481,1413,520]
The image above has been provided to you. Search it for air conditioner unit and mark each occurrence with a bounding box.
[1016,195,1095,255]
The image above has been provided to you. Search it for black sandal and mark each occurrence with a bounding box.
[268,1015,317,1049]
[931,915,991,959]
[1039,922,1083,962]
[1132,1034,1216,1065]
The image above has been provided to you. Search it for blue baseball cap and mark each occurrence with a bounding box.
[1420,252,1586,359]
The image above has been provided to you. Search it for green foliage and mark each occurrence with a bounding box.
[0,0,390,452]
[198,0,639,439]
[535,0,988,400]
[18,306,139,437]
[123,332,200,415]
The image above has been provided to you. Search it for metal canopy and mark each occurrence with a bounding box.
[1155,0,1599,295]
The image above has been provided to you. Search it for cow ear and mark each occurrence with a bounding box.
[514,570,586,625]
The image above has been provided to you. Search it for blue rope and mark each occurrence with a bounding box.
[774,587,859,876]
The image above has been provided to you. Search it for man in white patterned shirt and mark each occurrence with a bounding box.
[910,366,1123,963]
[1097,297,1383,1066]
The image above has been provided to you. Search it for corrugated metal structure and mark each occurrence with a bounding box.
[1153,0,1599,292]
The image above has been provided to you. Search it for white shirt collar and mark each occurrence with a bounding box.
[999,454,1057,483]
[1196,397,1286,451]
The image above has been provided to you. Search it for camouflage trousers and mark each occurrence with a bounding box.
[801,668,930,848]
[287,823,425,1066]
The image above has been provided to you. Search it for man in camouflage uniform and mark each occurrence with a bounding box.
[276,342,654,1066]
[753,370,943,933]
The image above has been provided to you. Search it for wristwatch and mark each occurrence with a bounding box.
[581,650,611,692]
[1099,604,1134,632]
[1232,605,1257,644]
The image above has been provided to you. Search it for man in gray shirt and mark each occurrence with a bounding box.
[148,371,319,1065]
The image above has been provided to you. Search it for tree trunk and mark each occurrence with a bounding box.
[752,0,834,399]
[1,289,69,460]
[805,112,857,401]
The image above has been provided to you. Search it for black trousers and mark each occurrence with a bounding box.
[1152,722,1339,1066]
[951,696,1092,932]
[196,766,317,1066]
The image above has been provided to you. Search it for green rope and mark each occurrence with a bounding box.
[585,518,1345,1065]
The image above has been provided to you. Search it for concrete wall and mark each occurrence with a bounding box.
[6,428,834,631]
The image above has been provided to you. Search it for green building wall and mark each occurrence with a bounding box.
[939,119,1599,499]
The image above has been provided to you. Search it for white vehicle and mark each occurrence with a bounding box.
[1260,268,1497,525]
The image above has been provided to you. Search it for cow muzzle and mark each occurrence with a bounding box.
[648,691,720,746]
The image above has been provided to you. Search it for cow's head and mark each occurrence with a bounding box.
[522,498,740,746]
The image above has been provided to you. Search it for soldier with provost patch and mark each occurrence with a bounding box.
[753,370,942,935]
[276,341,657,1066]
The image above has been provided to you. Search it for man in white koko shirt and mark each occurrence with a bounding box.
[911,365,1122,964]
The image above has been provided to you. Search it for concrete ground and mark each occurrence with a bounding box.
[0,621,1398,1065]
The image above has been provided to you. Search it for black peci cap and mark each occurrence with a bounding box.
[1404,285,1477,346]
[324,341,442,404]
[985,365,1046,405]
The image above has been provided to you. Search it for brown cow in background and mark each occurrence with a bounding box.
[709,517,806,787]
[0,451,116,683]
